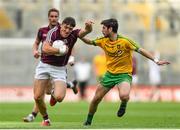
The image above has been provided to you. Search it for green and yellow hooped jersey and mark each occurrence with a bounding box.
[92,35,140,74]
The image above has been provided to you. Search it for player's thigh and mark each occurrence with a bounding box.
[45,80,53,95]
[93,84,110,100]
[48,65,67,98]
[35,61,50,79]
[34,79,49,98]
[53,80,67,99]
[49,65,67,83]
[117,81,131,96]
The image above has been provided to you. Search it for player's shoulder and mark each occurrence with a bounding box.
[95,36,106,41]
[38,26,49,32]
[118,34,135,43]
[39,23,60,31]
[47,25,59,35]
[72,28,80,34]
[118,34,129,40]
[69,28,81,38]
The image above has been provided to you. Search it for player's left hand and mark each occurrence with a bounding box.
[156,60,170,65]
[68,55,75,66]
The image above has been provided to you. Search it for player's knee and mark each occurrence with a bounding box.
[45,90,51,95]
[120,95,129,101]
[55,95,65,102]
[34,95,43,102]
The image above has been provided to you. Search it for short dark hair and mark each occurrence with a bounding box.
[48,8,59,17]
[101,18,118,33]
[62,17,76,27]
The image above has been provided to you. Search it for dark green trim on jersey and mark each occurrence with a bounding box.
[92,36,105,46]
[92,40,97,46]
[118,34,140,51]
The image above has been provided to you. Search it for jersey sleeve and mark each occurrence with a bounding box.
[92,37,104,47]
[125,37,140,52]
[73,29,81,38]
[37,28,42,42]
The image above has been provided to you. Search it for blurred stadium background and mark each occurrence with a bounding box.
[0,0,180,102]
[0,0,180,129]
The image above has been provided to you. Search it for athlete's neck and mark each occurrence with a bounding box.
[49,24,56,29]
[109,33,118,41]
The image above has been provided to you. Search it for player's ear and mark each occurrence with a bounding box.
[109,27,113,32]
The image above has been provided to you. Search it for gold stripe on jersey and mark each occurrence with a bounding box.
[93,35,140,74]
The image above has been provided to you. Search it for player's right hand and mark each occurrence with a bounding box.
[33,50,40,59]
[156,60,170,66]
[85,20,94,33]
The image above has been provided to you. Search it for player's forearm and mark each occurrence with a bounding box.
[78,29,92,38]
[80,37,93,45]
[138,48,170,65]
[42,42,59,55]
[33,39,40,51]
[138,48,157,62]
[33,44,38,52]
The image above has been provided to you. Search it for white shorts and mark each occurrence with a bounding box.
[35,61,67,82]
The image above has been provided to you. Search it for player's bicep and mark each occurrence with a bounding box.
[78,29,88,38]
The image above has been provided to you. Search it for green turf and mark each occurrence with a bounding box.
[0,102,180,129]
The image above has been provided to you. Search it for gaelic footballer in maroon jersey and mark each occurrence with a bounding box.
[31,9,80,126]
[41,25,80,66]
[26,8,60,125]
[34,16,93,126]
[32,8,59,59]
[42,17,93,66]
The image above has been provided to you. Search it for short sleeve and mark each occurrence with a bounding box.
[125,38,140,52]
[92,37,104,47]
[37,28,42,42]
[73,29,81,38]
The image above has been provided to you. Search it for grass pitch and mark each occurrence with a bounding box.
[0,102,180,129]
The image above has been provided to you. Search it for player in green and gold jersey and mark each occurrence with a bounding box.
[82,18,170,126]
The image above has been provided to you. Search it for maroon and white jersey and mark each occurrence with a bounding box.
[41,25,80,66]
[37,26,50,42]
[37,25,53,60]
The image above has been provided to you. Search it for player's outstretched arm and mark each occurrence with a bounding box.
[80,37,93,45]
[78,20,94,38]
[138,48,170,65]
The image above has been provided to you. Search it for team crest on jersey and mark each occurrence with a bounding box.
[63,39,68,44]
[104,43,123,57]
[43,34,47,37]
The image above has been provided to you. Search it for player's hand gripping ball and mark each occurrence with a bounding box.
[52,40,68,56]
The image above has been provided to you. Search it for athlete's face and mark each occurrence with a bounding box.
[101,25,111,37]
[48,11,59,26]
[60,23,74,38]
